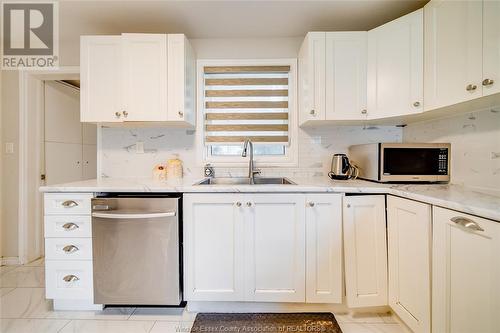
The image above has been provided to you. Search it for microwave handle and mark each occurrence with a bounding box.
[92,211,176,219]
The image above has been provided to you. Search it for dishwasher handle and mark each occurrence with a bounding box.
[92,211,176,219]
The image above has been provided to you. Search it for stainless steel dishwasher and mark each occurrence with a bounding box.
[91,195,181,306]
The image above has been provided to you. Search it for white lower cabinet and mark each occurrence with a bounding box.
[433,207,500,333]
[183,194,245,301]
[305,194,343,303]
[387,196,431,333]
[184,193,343,304]
[343,195,387,308]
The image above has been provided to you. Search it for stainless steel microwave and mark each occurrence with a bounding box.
[348,143,451,183]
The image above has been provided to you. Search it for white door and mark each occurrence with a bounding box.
[298,32,326,124]
[482,0,500,97]
[183,194,245,301]
[387,196,431,333]
[433,207,500,333]
[325,32,367,120]
[343,195,387,307]
[122,34,168,121]
[367,9,423,118]
[244,194,306,302]
[424,0,483,110]
[80,36,122,122]
[305,194,342,303]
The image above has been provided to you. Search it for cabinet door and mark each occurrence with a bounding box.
[482,0,500,97]
[167,34,196,126]
[299,32,326,124]
[80,36,122,122]
[387,196,431,333]
[122,34,168,121]
[433,207,500,333]
[305,194,342,303]
[343,195,387,308]
[244,194,306,302]
[424,0,483,110]
[183,194,245,301]
[367,9,423,118]
[325,32,367,120]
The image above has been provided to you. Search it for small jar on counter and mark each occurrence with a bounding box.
[166,155,183,179]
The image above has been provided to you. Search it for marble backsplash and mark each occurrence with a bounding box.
[404,107,500,197]
[99,125,402,179]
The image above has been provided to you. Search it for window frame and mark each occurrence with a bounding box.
[196,58,298,167]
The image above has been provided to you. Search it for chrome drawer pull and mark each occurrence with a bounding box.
[61,200,78,208]
[62,223,79,231]
[451,216,484,232]
[62,245,79,253]
[63,275,79,283]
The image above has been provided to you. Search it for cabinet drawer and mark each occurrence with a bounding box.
[45,238,92,260]
[46,260,93,300]
[45,215,91,238]
[44,193,93,215]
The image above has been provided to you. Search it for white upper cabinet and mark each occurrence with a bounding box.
[343,195,388,308]
[387,196,431,333]
[299,32,367,125]
[244,194,306,303]
[433,207,500,333]
[80,36,122,122]
[299,32,326,124]
[367,9,423,118]
[167,34,196,126]
[424,0,483,110]
[482,0,500,97]
[122,34,168,122]
[305,194,343,303]
[325,32,367,121]
[80,33,195,126]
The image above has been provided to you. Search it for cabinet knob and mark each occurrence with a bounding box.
[63,275,79,283]
[346,204,351,208]
[450,216,484,232]
[413,101,421,107]
[466,84,477,92]
[178,111,184,118]
[235,202,242,207]
[115,111,122,118]
[122,111,128,118]
[62,245,79,253]
[361,109,367,115]
[309,109,316,116]
[246,202,252,207]
[61,200,78,208]
[62,222,79,230]
[482,78,494,86]
[308,202,315,207]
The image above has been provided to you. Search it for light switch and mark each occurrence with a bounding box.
[5,142,14,154]
[136,141,144,154]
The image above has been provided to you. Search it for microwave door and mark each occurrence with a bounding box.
[381,147,449,182]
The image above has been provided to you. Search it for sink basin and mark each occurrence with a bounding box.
[195,177,296,185]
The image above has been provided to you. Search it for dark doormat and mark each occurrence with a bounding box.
[190,313,342,333]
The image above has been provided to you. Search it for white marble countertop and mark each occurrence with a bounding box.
[40,177,500,222]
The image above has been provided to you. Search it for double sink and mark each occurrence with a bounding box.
[196,177,296,185]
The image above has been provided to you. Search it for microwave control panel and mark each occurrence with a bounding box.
[438,148,449,174]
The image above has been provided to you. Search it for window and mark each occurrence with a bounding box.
[199,60,297,166]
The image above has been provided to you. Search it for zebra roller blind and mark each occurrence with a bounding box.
[204,65,290,145]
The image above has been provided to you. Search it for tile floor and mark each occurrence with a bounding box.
[0,258,410,333]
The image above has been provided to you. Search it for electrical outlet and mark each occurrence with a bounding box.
[5,142,14,154]
[136,141,144,154]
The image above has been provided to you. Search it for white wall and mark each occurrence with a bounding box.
[404,108,500,196]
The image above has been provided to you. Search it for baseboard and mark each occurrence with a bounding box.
[0,257,20,266]
[186,301,391,314]
[53,299,103,311]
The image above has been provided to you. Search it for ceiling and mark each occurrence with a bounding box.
[59,0,429,40]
